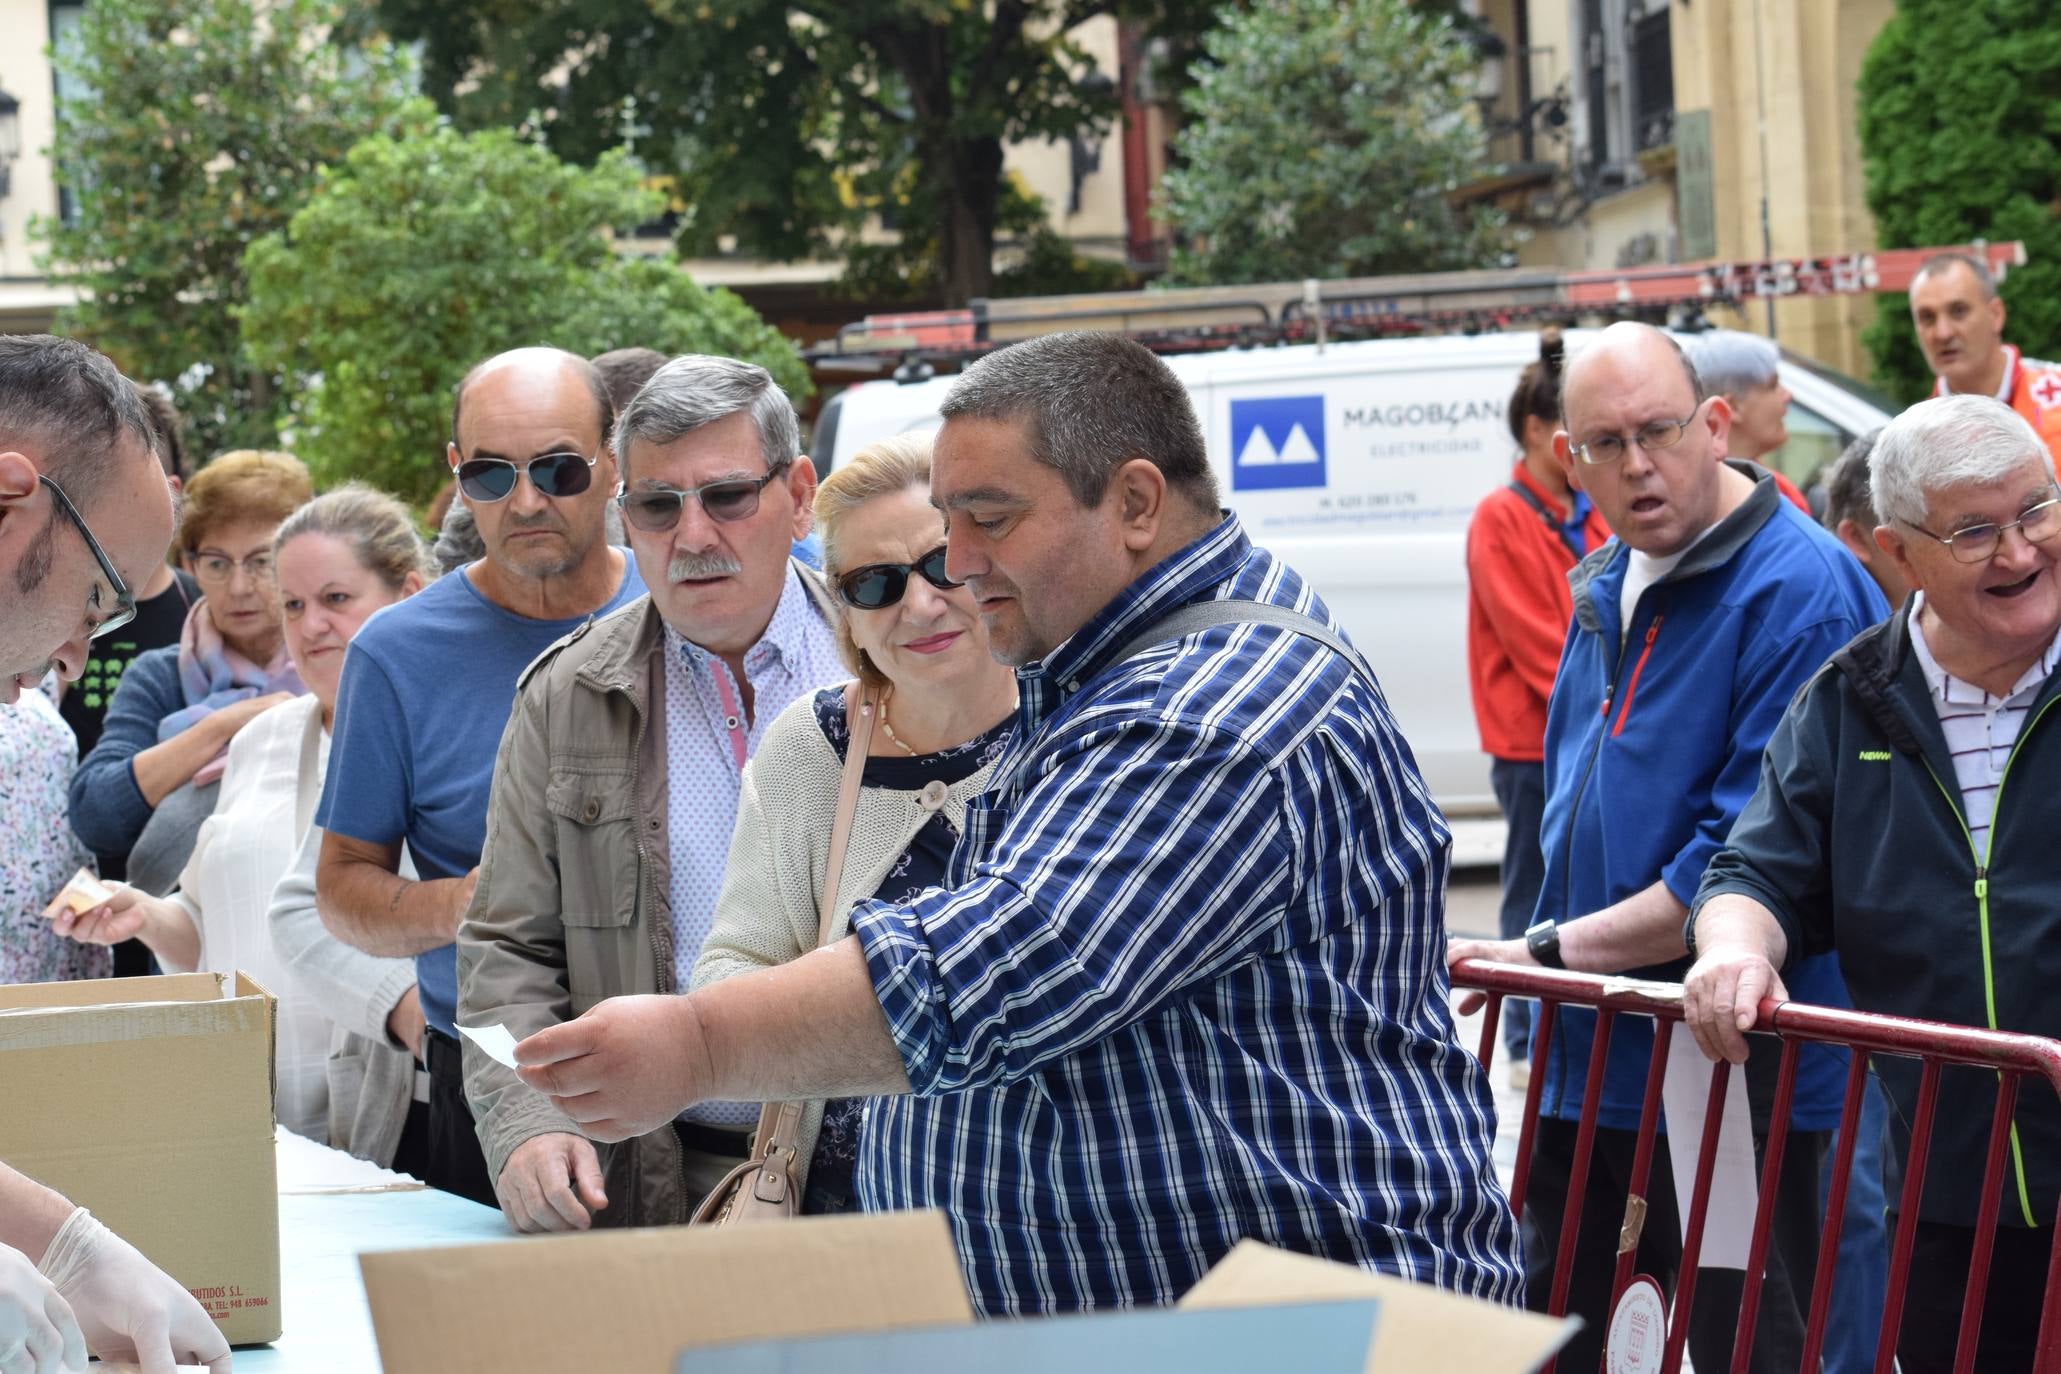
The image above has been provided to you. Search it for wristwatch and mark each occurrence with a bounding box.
[1525,919,1566,970]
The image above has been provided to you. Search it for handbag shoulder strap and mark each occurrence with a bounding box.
[814,682,877,949]
[742,681,877,1172]
[1106,598,1378,693]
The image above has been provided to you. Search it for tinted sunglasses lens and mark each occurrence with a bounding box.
[622,491,685,532]
[457,460,517,503]
[530,453,593,498]
[916,547,959,589]
[840,566,908,610]
[700,482,763,523]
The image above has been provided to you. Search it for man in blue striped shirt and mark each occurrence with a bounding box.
[516,331,1523,1314]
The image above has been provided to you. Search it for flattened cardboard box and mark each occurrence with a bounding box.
[363,1211,1573,1373]
[0,972,280,1345]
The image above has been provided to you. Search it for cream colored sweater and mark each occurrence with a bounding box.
[693,687,1000,1186]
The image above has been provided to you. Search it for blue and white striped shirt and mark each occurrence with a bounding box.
[850,515,1522,1316]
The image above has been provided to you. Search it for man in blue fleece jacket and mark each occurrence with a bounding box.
[1448,323,1886,1372]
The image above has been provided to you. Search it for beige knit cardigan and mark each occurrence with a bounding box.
[691,687,1001,1186]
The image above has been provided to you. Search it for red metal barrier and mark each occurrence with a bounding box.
[1451,958,2061,1374]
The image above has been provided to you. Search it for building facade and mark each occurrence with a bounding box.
[1469,0,1894,379]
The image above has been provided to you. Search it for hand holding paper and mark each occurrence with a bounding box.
[456,1022,522,1070]
[514,995,706,1144]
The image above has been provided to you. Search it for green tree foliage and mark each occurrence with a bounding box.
[37,0,419,457]
[1158,0,1506,286]
[1857,0,2061,402]
[371,0,1218,306]
[240,121,810,503]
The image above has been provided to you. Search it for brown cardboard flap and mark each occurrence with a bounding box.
[1180,1242,1574,1374]
[0,971,229,1012]
[0,972,280,1345]
[361,1210,976,1374]
[0,993,268,1052]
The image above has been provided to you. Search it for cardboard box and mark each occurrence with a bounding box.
[0,972,280,1345]
[362,1211,1574,1373]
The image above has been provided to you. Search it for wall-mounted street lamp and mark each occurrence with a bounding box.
[0,88,22,200]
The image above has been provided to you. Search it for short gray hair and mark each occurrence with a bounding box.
[611,354,799,481]
[1914,251,1998,301]
[1685,330,1780,398]
[1870,395,2050,527]
[939,332,1219,509]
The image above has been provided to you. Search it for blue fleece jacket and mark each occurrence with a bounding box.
[68,643,183,859]
[1533,465,1889,1131]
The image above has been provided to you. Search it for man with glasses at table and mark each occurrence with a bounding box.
[456,352,842,1231]
[1444,322,1886,1373]
[1686,395,2061,1374]
[0,336,171,705]
[0,334,236,1374]
[313,346,647,1204]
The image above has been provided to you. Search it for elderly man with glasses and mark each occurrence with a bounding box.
[456,353,843,1233]
[1686,395,2061,1374]
[1446,322,1887,1373]
[312,346,648,1207]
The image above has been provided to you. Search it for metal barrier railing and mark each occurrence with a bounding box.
[1450,958,2061,1374]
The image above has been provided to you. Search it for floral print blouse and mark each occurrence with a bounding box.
[0,690,107,985]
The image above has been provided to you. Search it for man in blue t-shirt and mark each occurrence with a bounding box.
[315,346,645,1204]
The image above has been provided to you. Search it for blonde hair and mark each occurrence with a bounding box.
[178,450,314,556]
[273,483,431,591]
[814,432,938,686]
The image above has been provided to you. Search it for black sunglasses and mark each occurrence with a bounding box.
[454,451,597,504]
[40,474,137,641]
[836,546,960,610]
[616,460,793,533]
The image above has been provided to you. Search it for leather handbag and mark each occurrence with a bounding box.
[691,681,879,1226]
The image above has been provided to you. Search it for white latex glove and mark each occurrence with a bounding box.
[0,1241,85,1374]
[36,1210,229,1374]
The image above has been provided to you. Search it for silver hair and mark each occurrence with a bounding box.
[610,354,798,481]
[1684,330,1781,398]
[1869,394,2050,527]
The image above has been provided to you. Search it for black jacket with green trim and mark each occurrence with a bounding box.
[1695,602,2061,1230]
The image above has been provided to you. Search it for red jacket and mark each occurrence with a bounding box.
[1465,464,1612,761]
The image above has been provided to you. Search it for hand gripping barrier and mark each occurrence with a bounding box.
[1450,958,2061,1374]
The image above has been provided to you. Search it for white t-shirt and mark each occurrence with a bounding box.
[1619,524,1718,636]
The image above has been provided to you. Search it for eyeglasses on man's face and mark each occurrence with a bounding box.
[39,474,136,642]
[454,451,598,504]
[615,459,793,534]
[1906,493,2061,565]
[1571,400,1708,465]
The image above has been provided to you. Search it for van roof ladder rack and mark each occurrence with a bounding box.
[807,241,2027,370]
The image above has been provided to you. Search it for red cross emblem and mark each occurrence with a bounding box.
[2031,370,2061,410]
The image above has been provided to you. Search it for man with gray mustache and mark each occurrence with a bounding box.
[457,354,843,1231]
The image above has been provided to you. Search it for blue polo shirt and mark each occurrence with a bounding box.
[316,556,645,1036]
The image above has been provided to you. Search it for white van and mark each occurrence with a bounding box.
[812,331,1896,841]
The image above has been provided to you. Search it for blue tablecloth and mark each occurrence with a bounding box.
[232,1185,513,1371]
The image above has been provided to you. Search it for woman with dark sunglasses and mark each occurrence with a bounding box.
[689,432,1016,1214]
